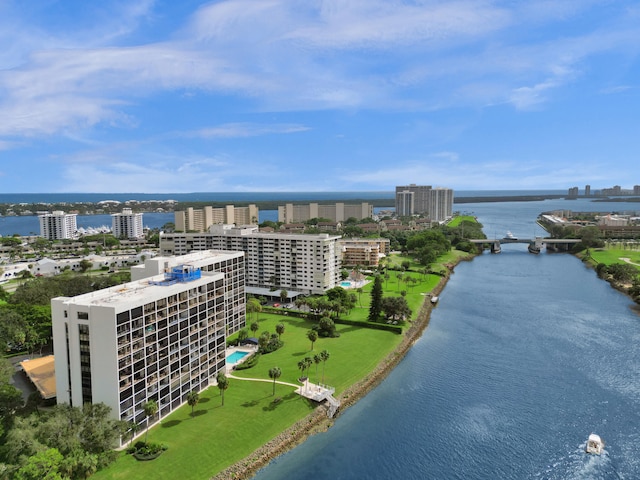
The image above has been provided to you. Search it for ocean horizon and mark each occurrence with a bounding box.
[0,190,567,205]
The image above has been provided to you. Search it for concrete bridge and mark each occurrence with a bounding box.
[469,236,581,253]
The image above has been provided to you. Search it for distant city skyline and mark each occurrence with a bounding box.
[1,1,640,193]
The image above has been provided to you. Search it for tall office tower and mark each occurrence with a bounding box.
[568,187,579,198]
[39,211,78,240]
[112,208,144,239]
[52,251,244,432]
[395,191,414,216]
[175,205,259,232]
[585,185,591,196]
[159,225,342,295]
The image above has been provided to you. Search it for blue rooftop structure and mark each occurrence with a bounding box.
[149,264,201,286]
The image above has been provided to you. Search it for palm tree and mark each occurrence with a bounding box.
[250,321,259,337]
[356,287,363,307]
[319,350,330,384]
[246,297,262,322]
[268,367,282,396]
[216,372,229,406]
[297,359,307,381]
[307,330,318,350]
[128,421,140,447]
[313,354,321,383]
[186,390,200,417]
[279,289,288,304]
[275,323,285,340]
[143,400,158,444]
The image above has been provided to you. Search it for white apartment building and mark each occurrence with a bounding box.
[428,187,454,223]
[395,191,414,217]
[175,205,259,232]
[52,251,245,430]
[160,225,342,295]
[112,208,144,239]
[278,202,373,223]
[38,211,78,240]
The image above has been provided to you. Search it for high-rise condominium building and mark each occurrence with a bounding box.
[395,191,414,217]
[395,185,454,222]
[159,225,341,295]
[175,205,259,232]
[52,250,245,430]
[112,208,144,239]
[277,203,373,223]
[39,211,78,240]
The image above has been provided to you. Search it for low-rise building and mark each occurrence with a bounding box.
[337,238,390,267]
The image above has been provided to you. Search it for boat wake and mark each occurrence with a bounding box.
[534,444,624,480]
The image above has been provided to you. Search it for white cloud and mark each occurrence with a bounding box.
[1,0,639,174]
[186,123,311,139]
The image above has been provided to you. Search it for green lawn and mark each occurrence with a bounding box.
[94,380,316,480]
[588,246,640,271]
[447,215,476,227]
[94,250,470,479]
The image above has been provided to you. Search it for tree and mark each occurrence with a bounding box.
[237,328,249,344]
[313,354,321,383]
[268,367,282,396]
[186,390,200,417]
[356,287,363,307]
[381,296,412,322]
[78,259,93,273]
[217,372,229,406]
[320,350,330,384]
[279,289,288,303]
[0,357,15,384]
[14,448,65,480]
[250,321,260,337]
[368,275,383,321]
[143,400,158,444]
[0,383,24,420]
[246,297,262,322]
[307,330,318,350]
[317,316,338,337]
[258,332,270,352]
[128,421,140,447]
[275,323,285,340]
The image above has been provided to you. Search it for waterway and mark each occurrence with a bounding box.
[254,198,640,480]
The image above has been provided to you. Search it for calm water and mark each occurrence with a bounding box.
[254,198,640,480]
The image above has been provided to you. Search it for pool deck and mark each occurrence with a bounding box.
[225,346,257,372]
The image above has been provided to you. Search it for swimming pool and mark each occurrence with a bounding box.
[226,350,250,363]
[340,281,352,287]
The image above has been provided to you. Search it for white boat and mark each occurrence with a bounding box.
[430,296,439,304]
[585,433,604,455]
[503,231,518,241]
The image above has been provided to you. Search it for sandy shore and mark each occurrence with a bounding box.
[212,264,458,480]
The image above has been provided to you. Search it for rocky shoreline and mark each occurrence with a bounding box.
[211,262,460,480]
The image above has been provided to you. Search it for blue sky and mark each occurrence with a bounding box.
[1,1,639,194]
